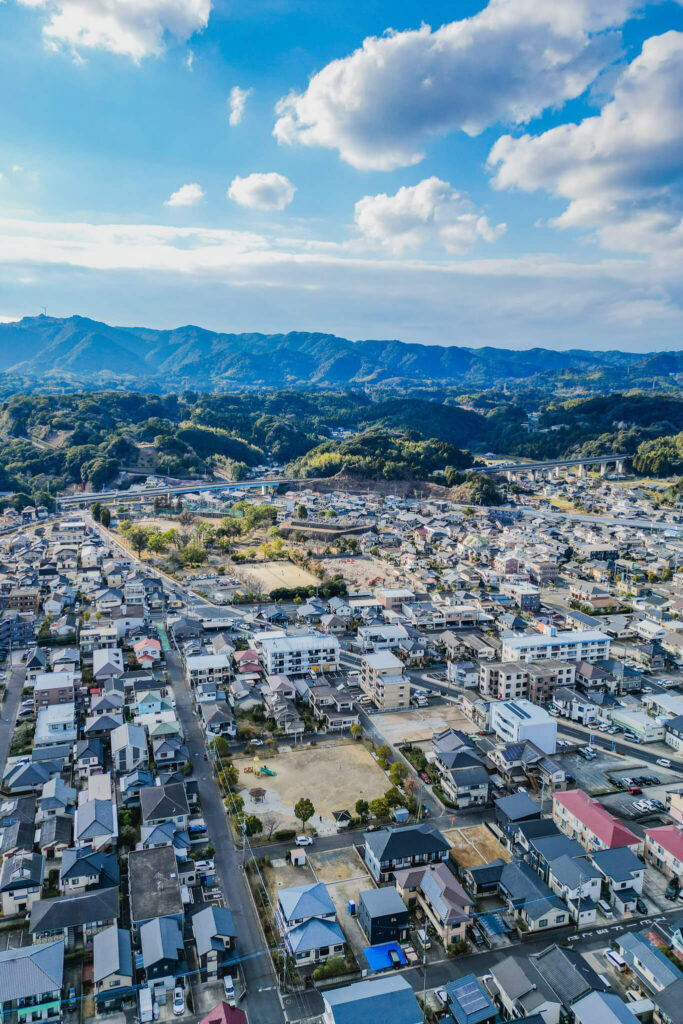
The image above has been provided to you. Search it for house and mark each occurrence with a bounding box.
[644,825,683,881]
[33,672,76,711]
[38,815,73,857]
[277,881,345,965]
[111,723,148,774]
[0,853,45,915]
[572,992,639,1024]
[185,653,232,688]
[394,862,473,946]
[617,931,682,995]
[592,846,644,911]
[35,704,77,747]
[652,978,683,1024]
[192,905,237,982]
[59,849,119,893]
[498,860,569,933]
[489,944,606,1023]
[140,782,190,829]
[0,940,64,1024]
[364,824,450,883]
[74,798,118,851]
[93,925,135,1011]
[278,881,336,929]
[140,915,186,994]
[134,637,162,667]
[29,886,119,948]
[128,846,183,934]
[73,738,104,776]
[322,975,422,1024]
[443,974,497,1024]
[38,776,76,820]
[92,647,124,683]
[357,886,410,946]
[0,819,34,858]
[553,790,640,853]
[200,701,237,739]
[495,792,541,844]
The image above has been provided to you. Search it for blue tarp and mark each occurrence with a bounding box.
[363,941,407,972]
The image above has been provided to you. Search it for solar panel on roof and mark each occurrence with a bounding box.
[454,979,488,1013]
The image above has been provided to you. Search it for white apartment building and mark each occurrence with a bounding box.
[257,633,340,677]
[357,623,408,652]
[360,651,410,711]
[501,629,610,664]
[489,699,557,753]
[184,653,233,688]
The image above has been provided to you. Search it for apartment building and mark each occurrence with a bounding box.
[184,653,232,689]
[489,699,557,754]
[644,825,683,881]
[9,588,40,614]
[480,662,528,701]
[501,628,611,664]
[360,651,410,710]
[527,661,576,703]
[257,634,340,676]
[553,790,640,853]
[33,672,76,712]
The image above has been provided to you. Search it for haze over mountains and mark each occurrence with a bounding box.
[0,315,680,391]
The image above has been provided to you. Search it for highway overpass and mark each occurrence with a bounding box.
[472,454,630,479]
[57,475,299,509]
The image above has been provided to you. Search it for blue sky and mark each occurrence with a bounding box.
[0,0,682,350]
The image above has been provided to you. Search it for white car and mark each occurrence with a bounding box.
[656,758,671,768]
[223,975,235,1006]
[434,989,449,1007]
[250,738,264,747]
[172,987,185,1016]
[295,835,314,846]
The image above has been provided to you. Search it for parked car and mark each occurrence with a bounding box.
[188,824,207,836]
[172,987,185,1016]
[418,771,431,784]
[250,739,264,747]
[434,989,449,1007]
[364,824,378,832]
[628,786,642,795]
[295,835,314,846]
[598,900,614,919]
[635,898,648,914]
[223,975,235,1006]
[656,758,671,768]
[66,987,77,1012]
[665,879,679,900]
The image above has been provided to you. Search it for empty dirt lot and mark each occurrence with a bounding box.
[237,560,320,593]
[444,825,510,869]
[371,703,480,746]
[234,742,389,836]
[318,555,401,589]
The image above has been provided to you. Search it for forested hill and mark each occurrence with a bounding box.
[0,314,676,391]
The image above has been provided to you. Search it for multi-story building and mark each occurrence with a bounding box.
[184,653,232,688]
[479,662,528,701]
[8,588,40,614]
[489,699,557,753]
[553,790,640,853]
[501,581,541,612]
[644,825,683,881]
[33,672,76,712]
[526,660,576,703]
[501,628,610,664]
[257,634,340,676]
[0,940,64,1024]
[360,651,410,710]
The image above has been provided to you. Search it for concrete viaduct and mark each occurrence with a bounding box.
[472,454,630,482]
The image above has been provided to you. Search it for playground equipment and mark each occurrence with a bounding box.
[243,758,277,777]
[259,766,276,777]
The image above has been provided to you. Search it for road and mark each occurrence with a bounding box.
[557,722,683,773]
[165,648,285,1024]
[0,660,26,775]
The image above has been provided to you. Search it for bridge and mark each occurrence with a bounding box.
[471,454,630,481]
[57,475,300,510]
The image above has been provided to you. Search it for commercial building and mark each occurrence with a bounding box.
[608,708,665,743]
[360,651,410,710]
[501,629,610,664]
[489,699,557,754]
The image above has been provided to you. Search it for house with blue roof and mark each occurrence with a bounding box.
[93,925,134,1012]
[444,973,496,1024]
[140,915,186,995]
[617,931,683,994]
[0,939,64,1024]
[592,846,644,914]
[322,974,421,1024]
[278,881,336,928]
[192,905,237,982]
[277,881,345,967]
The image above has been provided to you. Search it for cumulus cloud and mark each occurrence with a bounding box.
[228,86,252,126]
[354,177,505,254]
[488,31,683,254]
[227,172,295,211]
[18,0,212,61]
[273,0,647,170]
[165,183,204,207]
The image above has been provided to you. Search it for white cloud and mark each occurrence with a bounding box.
[273,0,647,170]
[18,0,212,61]
[185,48,194,70]
[488,31,683,255]
[165,183,205,207]
[0,215,681,352]
[227,172,295,211]
[228,86,252,126]
[354,177,505,254]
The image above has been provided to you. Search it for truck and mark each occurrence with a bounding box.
[139,986,154,1023]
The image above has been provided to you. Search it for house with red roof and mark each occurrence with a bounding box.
[199,1002,247,1024]
[644,825,683,881]
[553,790,640,853]
[133,638,162,668]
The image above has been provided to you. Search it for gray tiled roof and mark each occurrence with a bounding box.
[0,939,64,1002]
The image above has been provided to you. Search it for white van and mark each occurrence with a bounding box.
[416,928,431,950]
[598,900,614,919]
[139,987,154,1023]
[603,948,627,972]
[223,974,235,1006]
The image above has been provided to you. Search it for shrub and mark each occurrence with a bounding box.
[273,828,297,842]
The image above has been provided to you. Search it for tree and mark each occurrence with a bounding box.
[227,794,244,816]
[376,744,392,770]
[211,736,230,758]
[294,796,315,832]
[181,543,208,567]
[369,797,389,819]
[99,507,111,528]
[90,501,102,522]
[350,723,363,741]
[296,504,308,520]
[262,813,279,839]
[147,532,168,555]
[127,525,150,558]
[355,799,370,822]
[242,815,263,838]
[389,761,408,787]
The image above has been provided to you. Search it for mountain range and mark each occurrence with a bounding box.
[0,314,680,391]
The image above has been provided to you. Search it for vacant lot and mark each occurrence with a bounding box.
[235,742,389,836]
[372,703,480,746]
[237,560,320,594]
[309,847,365,884]
[445,825,510,869]
[318,555,401,589]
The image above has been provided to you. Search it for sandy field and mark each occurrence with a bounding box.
[317,555,401,589]
[309,847,366,884]
[372,704,480,746]
[238,560,320,593]
[444,825,510,869]
[235,741,389,836]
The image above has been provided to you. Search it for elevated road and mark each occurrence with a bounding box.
[472,454,630,475]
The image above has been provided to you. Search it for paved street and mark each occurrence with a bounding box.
[164,649,285,1024]
[0,659,26,775]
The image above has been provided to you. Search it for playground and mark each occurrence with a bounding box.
[237,560,320,594]
[234,742,389,836]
